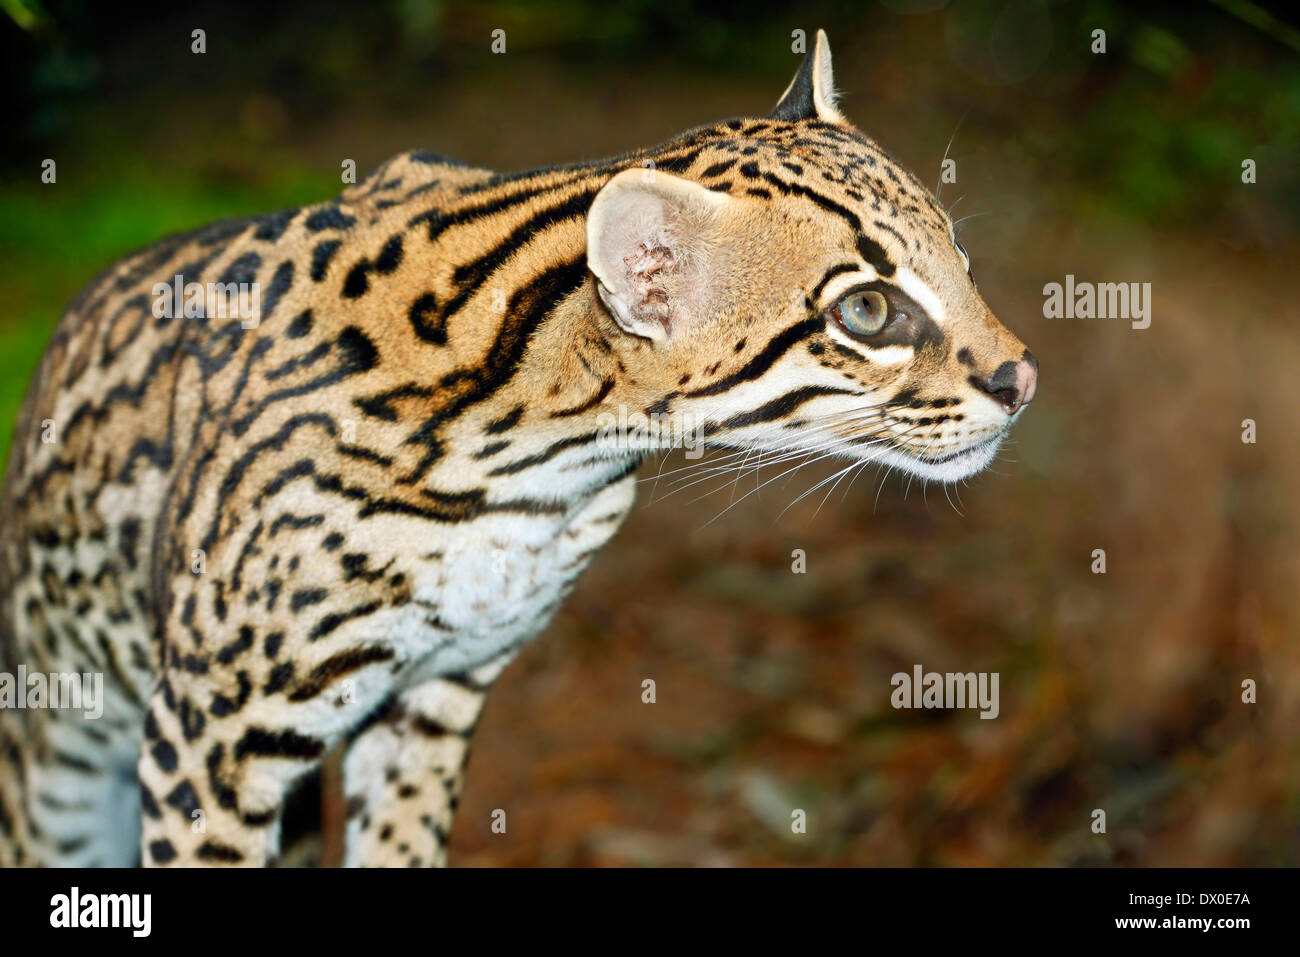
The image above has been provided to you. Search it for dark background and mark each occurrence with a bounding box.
[2,0,1297,865]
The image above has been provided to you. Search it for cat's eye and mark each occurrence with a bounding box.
[831,290,889,337]
[956,242,971,272]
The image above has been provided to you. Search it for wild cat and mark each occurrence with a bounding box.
[0,31,1035,866]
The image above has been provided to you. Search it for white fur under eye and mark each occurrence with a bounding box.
[892,266,947,325]
[824,323,912,365]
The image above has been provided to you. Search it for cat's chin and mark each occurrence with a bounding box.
[869,433,1004,483]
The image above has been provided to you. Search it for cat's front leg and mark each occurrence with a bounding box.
[341,651,516,867]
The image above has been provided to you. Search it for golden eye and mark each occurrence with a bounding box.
[833,290,889,336]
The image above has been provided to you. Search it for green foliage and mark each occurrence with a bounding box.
[0,158,333,464]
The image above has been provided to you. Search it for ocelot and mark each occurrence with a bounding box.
[0,31,1036,867]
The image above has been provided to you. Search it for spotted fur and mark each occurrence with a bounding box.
[0,32,1035,867]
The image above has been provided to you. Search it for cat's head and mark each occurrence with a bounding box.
[586,30,1036,482]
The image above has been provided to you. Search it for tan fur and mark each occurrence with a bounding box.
[0,33,1032,866]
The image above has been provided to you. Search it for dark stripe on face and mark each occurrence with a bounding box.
[685,317,823,399]
[759,173,864,235]
[828,342,863,364]
[811,263,861,302]
[754,171,903,280]
[870,221,908,257]
[856,235,896,278]
[486,406,525,434]
[706,385,859,433]
[487,431,602,476]
[550,378,614,417]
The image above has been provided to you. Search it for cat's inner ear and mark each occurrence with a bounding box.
[586,169,729,345]
[769,28,843,123]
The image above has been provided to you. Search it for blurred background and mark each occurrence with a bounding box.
[2,0,1297,865]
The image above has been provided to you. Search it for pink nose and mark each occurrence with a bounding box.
[971,353,1038,414]
[1015,356,1038,409]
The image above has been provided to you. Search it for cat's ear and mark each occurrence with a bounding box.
[769,29,843,123]
[586,168,729,345]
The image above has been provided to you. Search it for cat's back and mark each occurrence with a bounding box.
[0,150,493,661]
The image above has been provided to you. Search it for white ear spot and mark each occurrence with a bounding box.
[586,169,729,345]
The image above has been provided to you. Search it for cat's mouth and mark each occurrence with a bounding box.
[873,432,1005,483]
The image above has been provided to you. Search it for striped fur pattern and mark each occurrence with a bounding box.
[0,32,1034,866]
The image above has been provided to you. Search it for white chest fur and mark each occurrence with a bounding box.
[396,473,636,678]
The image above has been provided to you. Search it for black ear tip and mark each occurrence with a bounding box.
[769,50,817,121]
[768,28,838,122]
